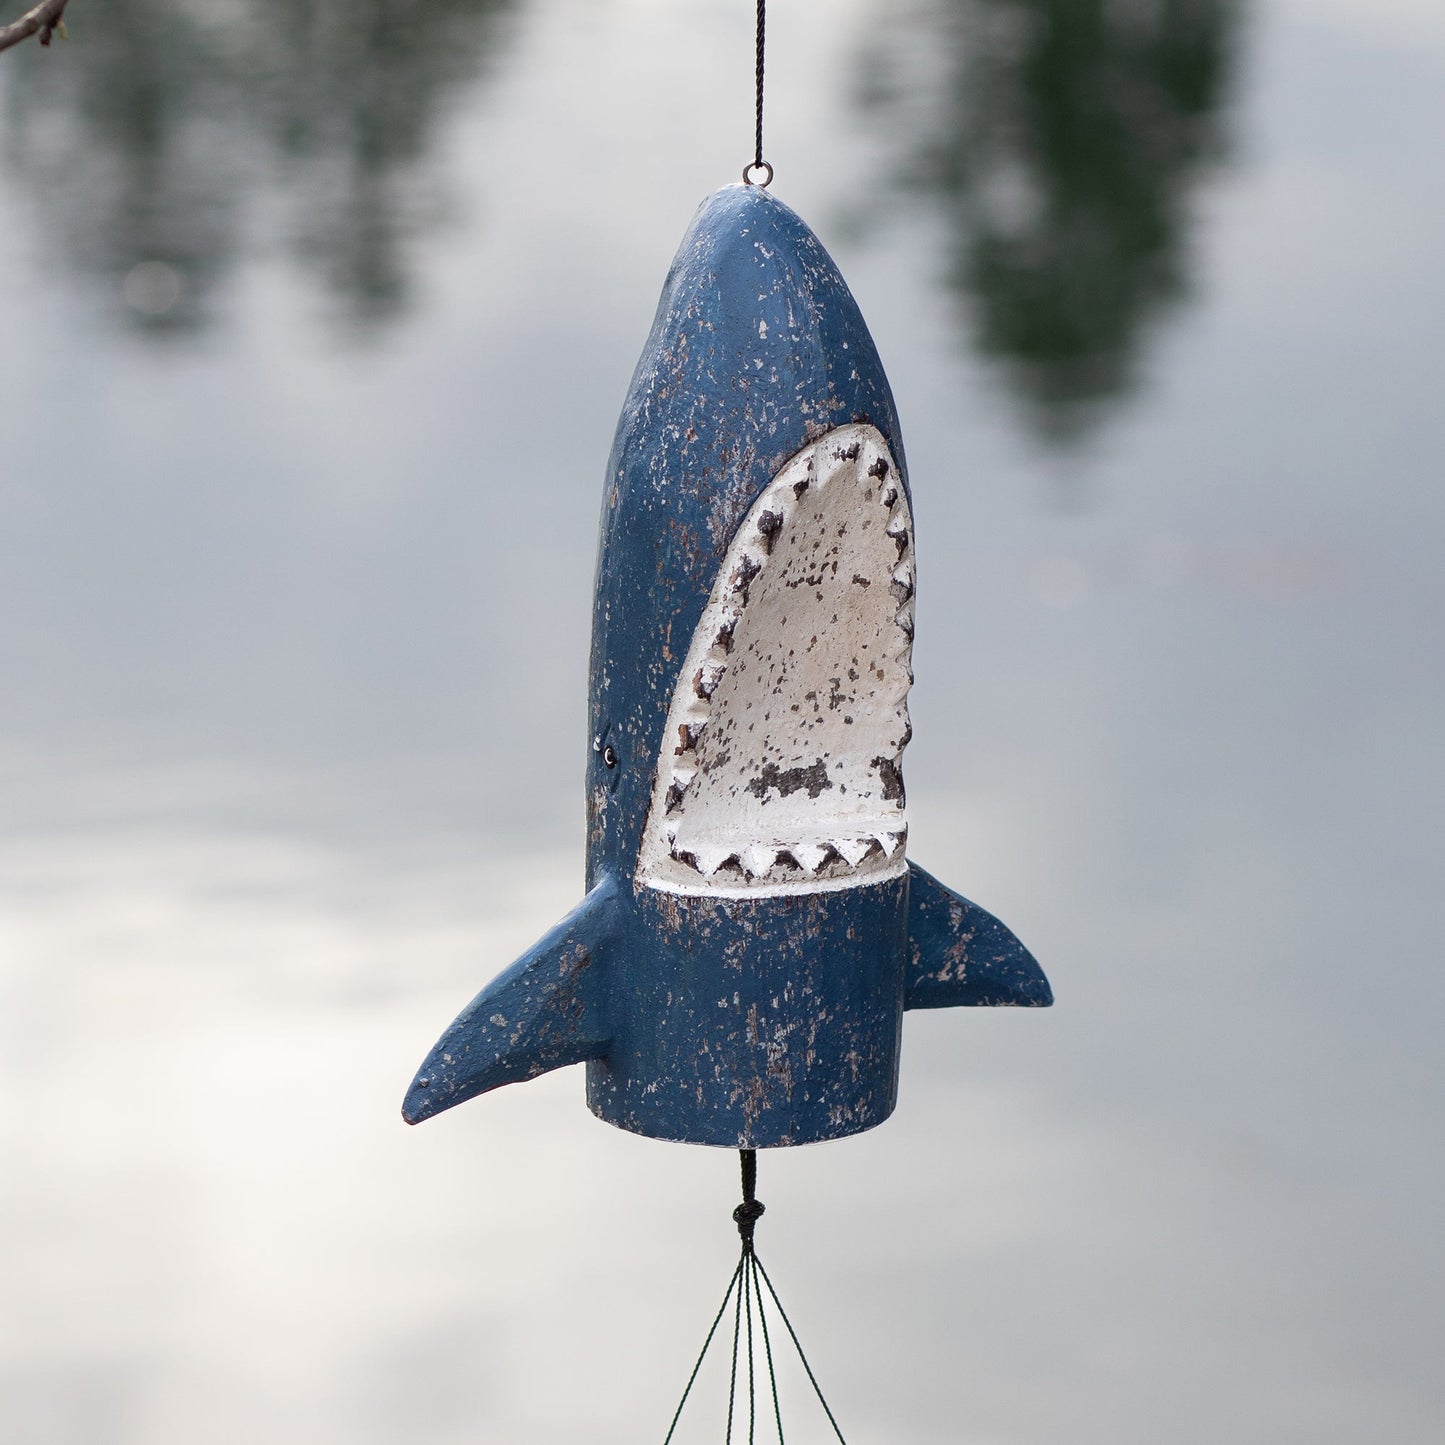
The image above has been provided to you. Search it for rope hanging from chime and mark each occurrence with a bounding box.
[743,0,773,187]
[661,1151,848,1445]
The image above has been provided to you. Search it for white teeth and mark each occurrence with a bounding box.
[755,509,784,553]
[709,611,741,659]
[663,833,910,880]
[694,661,726,699]
[788,843,829,875]
[639,423,913,895]
[690,845,737,878]
[833,837,873,867]
[815,447,855,489]
[729,553,763,599]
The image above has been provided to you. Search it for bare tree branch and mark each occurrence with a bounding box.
[0,0,70,54]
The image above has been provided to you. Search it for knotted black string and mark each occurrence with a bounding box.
[733,1148,766,1252]
[661,1149,848,1444]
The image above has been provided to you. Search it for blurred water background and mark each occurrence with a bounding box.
[0,1,1441,1441]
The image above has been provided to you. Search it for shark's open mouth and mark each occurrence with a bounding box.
[638,423,914,896]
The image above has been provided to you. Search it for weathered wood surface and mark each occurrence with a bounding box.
[403,184,1050,1148]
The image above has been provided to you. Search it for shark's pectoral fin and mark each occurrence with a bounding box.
[402,876,621,1123]
[905,862,1052,1009]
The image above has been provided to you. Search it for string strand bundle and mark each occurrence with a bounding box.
[661,1150,847,1444]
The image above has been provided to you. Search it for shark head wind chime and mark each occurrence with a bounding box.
[404,4,1051,1435]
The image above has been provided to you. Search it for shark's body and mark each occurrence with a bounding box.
[403,185,1050,1147]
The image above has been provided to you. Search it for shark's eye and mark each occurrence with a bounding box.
[603,745,618,769]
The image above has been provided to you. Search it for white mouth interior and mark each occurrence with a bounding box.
[638,423,913,896]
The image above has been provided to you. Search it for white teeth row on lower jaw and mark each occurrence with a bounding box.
[666,828,908,880]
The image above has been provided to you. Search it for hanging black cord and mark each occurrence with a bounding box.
[744,1245,757,1444]
[660,1260,742,1445]
[750,1254,787,1444]
[754,0,766,168]
[659,1150,849,1444]
[725,1262,745,1445]
[734,1148,765,1252]
[753,1255,849,1445]
[744,1,773,186]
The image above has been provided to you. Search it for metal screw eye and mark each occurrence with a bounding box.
[603,745,618,769]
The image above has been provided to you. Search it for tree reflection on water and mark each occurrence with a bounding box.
[2,0,516,334]
[3,0,1239,445]
[872,0,1241,444]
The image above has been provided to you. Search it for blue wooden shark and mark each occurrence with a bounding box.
[403,184,1051,1147]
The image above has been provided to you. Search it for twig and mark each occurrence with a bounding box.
[0,0,70,54]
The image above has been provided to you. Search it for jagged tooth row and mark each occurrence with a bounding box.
[890,708,913,754]
[668,830,909,880]
[874,449,912,571]
[662,485,788,820]
[865,446,915,667]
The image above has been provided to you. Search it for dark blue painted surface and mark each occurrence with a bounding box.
[404,185,1050,1147]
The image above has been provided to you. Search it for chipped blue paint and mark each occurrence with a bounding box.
[403,184,1050,1148]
